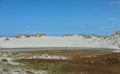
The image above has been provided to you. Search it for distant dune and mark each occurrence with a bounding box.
[0,30,120,49]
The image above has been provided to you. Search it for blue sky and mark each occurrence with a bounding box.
[0,0,120,36]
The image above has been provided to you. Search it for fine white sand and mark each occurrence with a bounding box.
[0,35,119,49]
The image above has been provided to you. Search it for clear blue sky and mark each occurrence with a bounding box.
[0,0,120,36]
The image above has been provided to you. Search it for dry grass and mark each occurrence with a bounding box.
[18,50,111,57]
[14,50,120,74]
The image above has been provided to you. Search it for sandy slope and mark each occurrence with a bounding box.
[0,35,119,49]
[0,30,120,49]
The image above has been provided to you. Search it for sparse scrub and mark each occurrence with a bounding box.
[80,34,91,39]
[35,33,46,37]
[64,34,74,36]
[13,34,31,38]
[1,59,8,62]
[26,71,34,74]
[14,52,120,74]
[4,38,10,41]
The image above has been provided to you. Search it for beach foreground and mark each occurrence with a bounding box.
[0,48,120,74]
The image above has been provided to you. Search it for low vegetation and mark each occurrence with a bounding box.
[14,51,120,74]
[64,34,74,36]
[35,33,46,37]
[4,38,10,41]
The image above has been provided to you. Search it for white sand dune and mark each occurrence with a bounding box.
[0,31,120,49]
